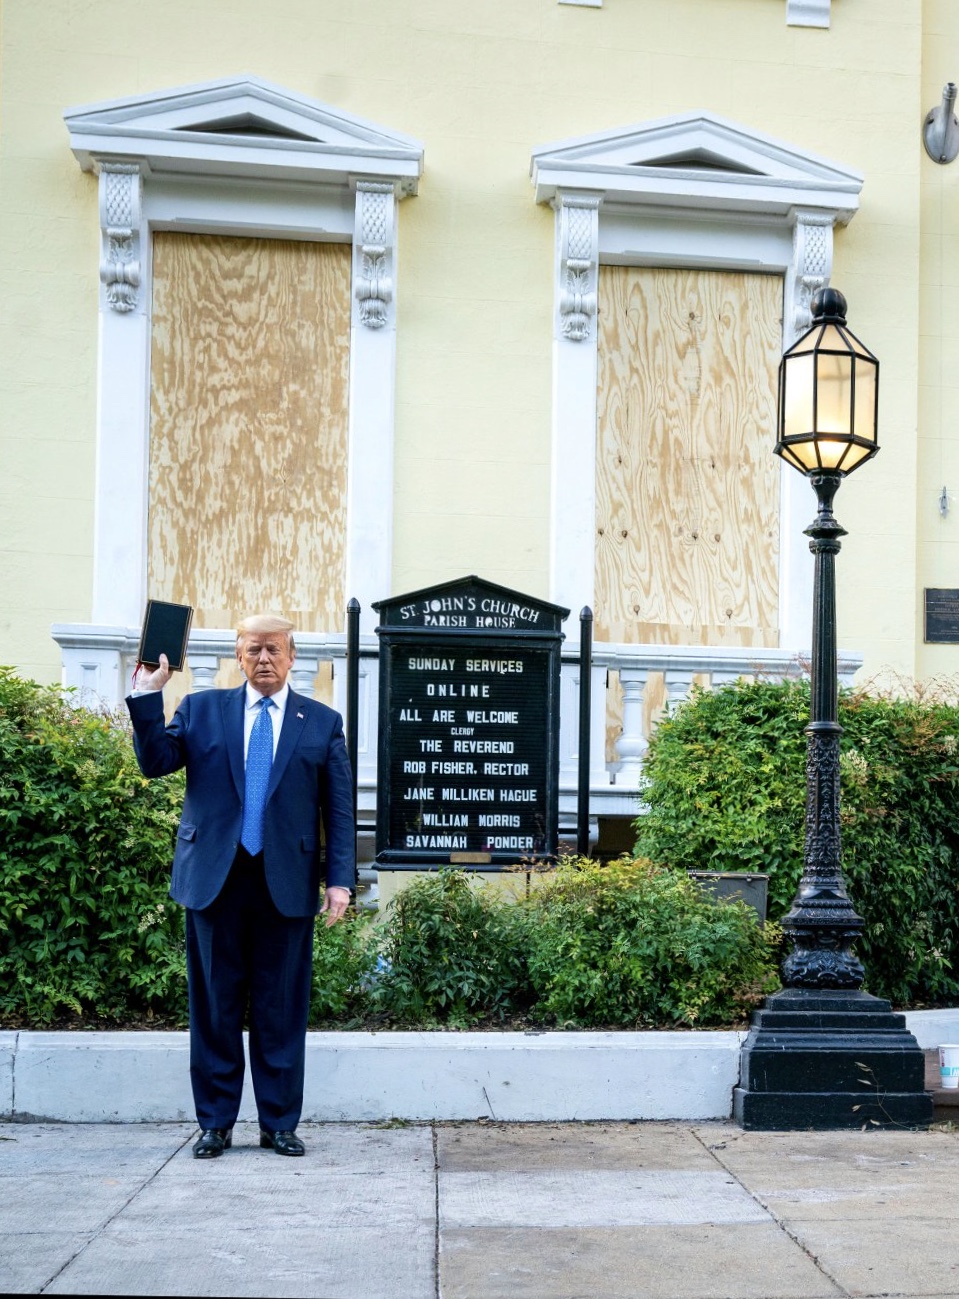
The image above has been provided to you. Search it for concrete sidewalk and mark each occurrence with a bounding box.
[4,1119,959,1298]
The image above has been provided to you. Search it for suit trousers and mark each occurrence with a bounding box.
[184,846,315,1132]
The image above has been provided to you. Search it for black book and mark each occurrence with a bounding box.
[137,600,194,670]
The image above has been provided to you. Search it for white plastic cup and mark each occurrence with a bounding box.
[939,1044,959,1089]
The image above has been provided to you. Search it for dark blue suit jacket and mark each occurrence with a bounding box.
[127,686,355,917]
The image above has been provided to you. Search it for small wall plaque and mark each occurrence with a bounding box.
[924,588,959,643]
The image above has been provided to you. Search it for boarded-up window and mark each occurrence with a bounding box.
[595,267,782,648]
[148,233,351,632]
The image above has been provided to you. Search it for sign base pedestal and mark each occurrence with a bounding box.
[734,987,933,1130]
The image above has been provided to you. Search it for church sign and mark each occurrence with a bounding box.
[373,577,569,869]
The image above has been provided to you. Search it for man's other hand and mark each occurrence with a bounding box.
[320,885,351,927]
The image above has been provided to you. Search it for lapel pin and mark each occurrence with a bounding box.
[297,712,304,720]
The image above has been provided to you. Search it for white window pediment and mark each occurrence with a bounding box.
[65,75,423,192]
[531,111,864,655]
[62,77,423,643]
[531,112,862,219]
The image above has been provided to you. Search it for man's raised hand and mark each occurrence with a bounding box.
[140,653,172,692]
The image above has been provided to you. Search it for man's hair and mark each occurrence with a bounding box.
[236,613,296,652]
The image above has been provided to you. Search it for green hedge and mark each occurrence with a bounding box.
[370,868,531,1026]
[0,668,383,1029]
[0,668,778,1030]
[523,856,778,1027]
[0,668,187,1024]
[368,861,779,1028]
[633,678,959,1005]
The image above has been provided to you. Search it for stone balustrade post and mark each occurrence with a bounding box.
[709,668,744,690]
[188,654,219,692]
[290,657,321,700]
[614,666,649,786]
[663,667,697,715]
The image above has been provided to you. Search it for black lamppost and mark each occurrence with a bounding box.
[734,288,932,1130]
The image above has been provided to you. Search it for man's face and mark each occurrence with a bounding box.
[236,633,296,697]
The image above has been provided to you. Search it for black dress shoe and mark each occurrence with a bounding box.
[259,1128,305,1156]
[193,1128,232,1159]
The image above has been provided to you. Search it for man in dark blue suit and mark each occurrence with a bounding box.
[127,614,354,1159]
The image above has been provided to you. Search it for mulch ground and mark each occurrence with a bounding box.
[3,1003,953,1034]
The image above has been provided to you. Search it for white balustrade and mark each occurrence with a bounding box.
[53,623,862,819]
[558,660,612,793]
[51,622,381,809]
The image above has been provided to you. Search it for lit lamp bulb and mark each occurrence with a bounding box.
[775,289,879,477]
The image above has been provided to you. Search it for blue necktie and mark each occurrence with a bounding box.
[241,697,274,855]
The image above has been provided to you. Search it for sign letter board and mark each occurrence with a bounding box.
[374,576,569,869]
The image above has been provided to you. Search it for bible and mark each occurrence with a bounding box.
[137,600,194,671]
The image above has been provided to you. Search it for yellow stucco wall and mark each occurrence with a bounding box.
[917,0,959,682]
[0,0,938,683]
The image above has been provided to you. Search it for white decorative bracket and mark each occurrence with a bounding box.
[785,210,834,344]
[786,0,830,27]
[98,163,143,314]
[558,194,601,342]
[353,181,395,330]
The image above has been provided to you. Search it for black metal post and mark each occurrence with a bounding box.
[576,607,592,858]
[346,598,360,875]
[780,471,865,988]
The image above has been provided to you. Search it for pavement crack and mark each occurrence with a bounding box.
[10,1030,18,1116]
[691,1128,852,1299]
[432,1122,441,1299]
[39,1126,195,1293]
[482,1086,496,1119]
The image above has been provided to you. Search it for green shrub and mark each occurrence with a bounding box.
[309,910,378,1024]
[0,668,187,1024]
[371,870,532,1026]
[525,856,779,1027]
[634,678,959,1005]
[364,862,776,1029]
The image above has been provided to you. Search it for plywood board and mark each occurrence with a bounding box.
[149,233,351,633]
[595,267,782,648]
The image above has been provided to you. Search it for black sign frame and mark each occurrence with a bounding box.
[374,577,569,870]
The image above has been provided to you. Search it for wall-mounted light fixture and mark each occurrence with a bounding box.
[924,83,959,164]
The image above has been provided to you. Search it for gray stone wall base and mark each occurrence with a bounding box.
[2,1030,744,1124]
[3,1011,952,1124]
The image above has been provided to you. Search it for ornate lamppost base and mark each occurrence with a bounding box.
[733,987,933,1130]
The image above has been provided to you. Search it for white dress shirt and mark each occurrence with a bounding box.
[243,682,289,763]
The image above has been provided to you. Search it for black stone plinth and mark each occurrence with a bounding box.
[734,987,933,1130]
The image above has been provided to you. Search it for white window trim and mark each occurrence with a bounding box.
[787,0,830,28]
[530,111,863,652]
[558,1,830,25]
[64,76,424,635]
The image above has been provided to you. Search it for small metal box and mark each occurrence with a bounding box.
[687,871,769,925]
